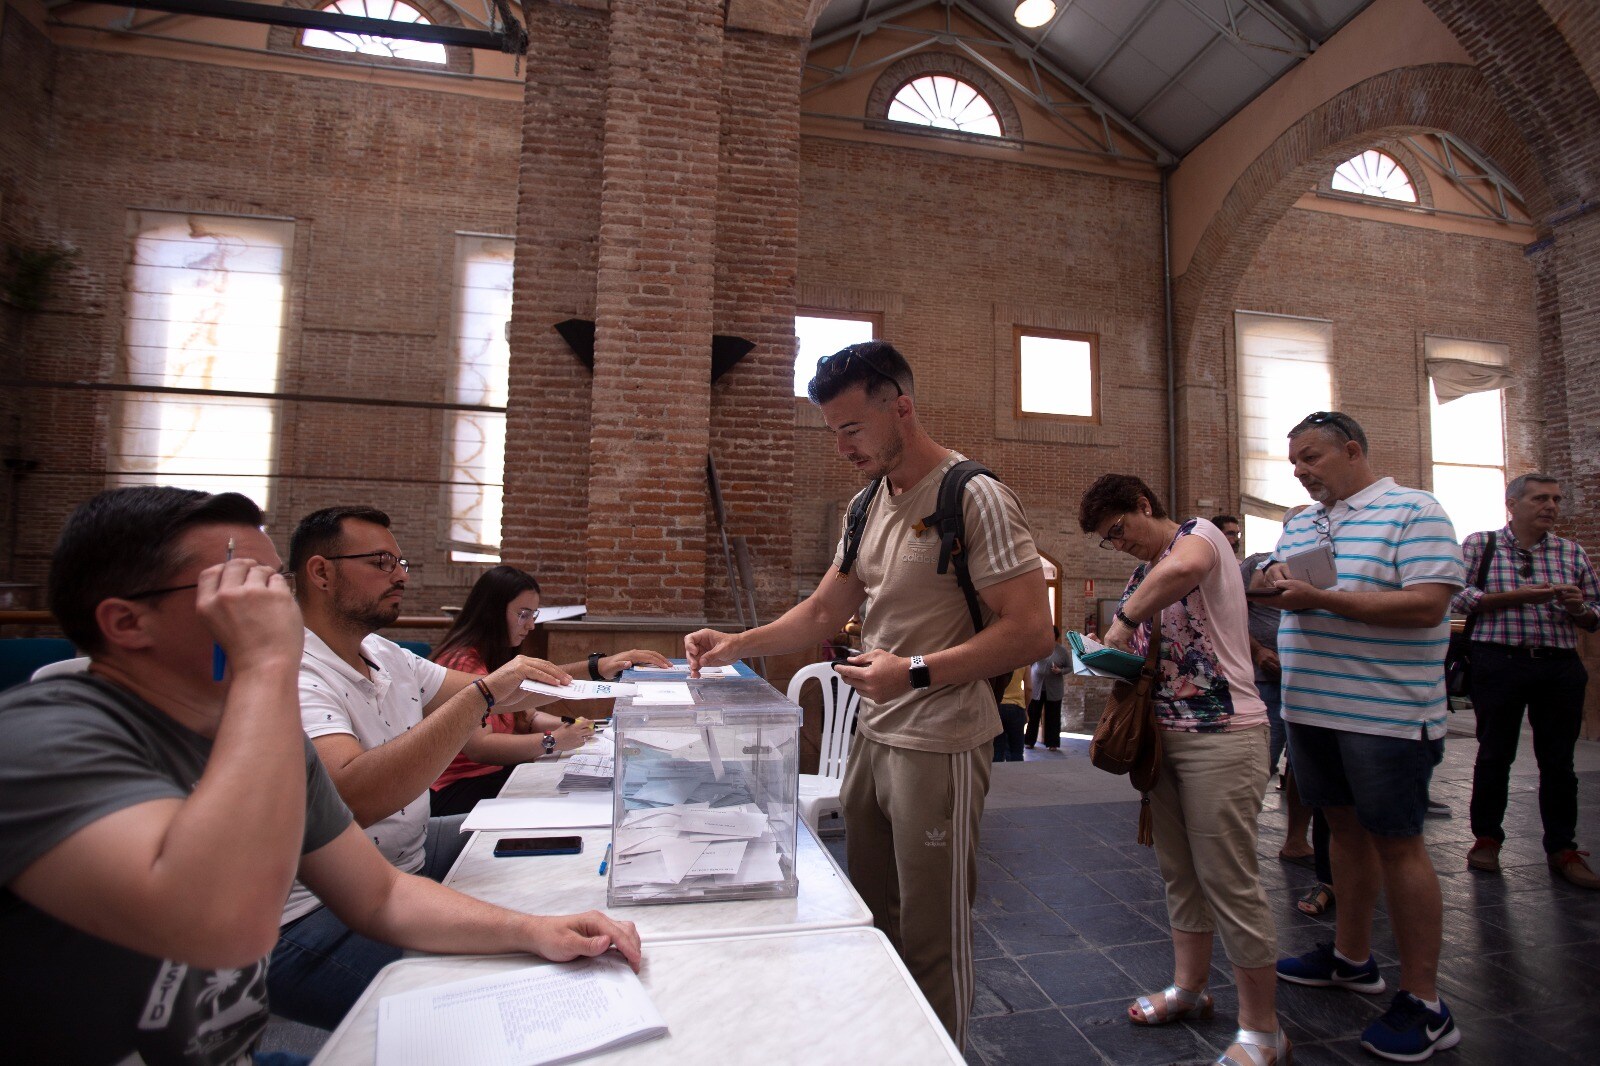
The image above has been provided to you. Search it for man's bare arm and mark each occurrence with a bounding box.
[1270,580,1457,629]
[685,567,867,673]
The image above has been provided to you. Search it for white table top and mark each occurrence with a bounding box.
[311,926,963,1065]
[443,773,870,941]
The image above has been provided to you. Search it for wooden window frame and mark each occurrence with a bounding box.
[1013,326,1100,425]
[794,308,883,400]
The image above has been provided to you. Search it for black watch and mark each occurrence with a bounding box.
[541,731,556,754]
[588,651,605,681]
[909,654,931,690]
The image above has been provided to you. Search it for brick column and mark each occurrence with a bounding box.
[1546,210,1600,552]
[584,0,725,621]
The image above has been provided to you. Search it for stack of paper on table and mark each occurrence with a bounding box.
[520,678,637,701]
[462,794,613,832]
[557,751,614,792]
[629,664,740,679]
[375,954,666,1066]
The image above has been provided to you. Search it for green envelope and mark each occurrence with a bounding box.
[1066,631,1147,682]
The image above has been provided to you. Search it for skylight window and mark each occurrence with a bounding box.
[302,0,447,64]
[886,76,1003,138]
[1331,150,1417,202]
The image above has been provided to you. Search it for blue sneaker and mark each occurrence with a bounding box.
[1276,941,1386,994]
[1360,991,1460,1061]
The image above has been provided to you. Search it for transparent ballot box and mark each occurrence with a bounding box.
[608,672,800,906]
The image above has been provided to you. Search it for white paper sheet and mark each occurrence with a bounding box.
[678,808,767,838]
[532,604,588,624]
[631,682,694,705]
[375,955,666,1066]
[685,840,747,877]
[629,664,739,678]
[520,678,637,700]
[715,839,784,885]
[1069,647,1126,680]
[462,795,614,831]
[626,729,702,752]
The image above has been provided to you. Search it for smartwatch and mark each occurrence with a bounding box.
[588,651,605,681]
[541,731,556,754]
[908,655,931,690]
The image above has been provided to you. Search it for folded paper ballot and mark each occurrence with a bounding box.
[520,678,637,700]
[375,955,666,1066]
[1066,631,1147,682]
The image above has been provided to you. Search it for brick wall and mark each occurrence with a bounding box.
[5,42,521,613]
[1233,207,1540,494]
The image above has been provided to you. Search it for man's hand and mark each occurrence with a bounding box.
[196,556,302,677]
[598,648,673,679]
[1268,578,1328,612]
[1516,583,1559,604]
[527,911,643,972]
[1554,584,1589,614]
[685,629,740,676]
[834,649,912,702]
[484,655,572,707]
[1252,645,1281,676]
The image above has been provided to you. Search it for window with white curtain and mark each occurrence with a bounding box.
[1235,312,1333,535]
[1427,336,1509,541]
[114,211,293,507]
[446,235,514,562]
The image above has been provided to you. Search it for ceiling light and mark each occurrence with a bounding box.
[1014,0,1056,29]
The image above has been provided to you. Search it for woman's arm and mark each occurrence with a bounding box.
[1102,534,1216,651]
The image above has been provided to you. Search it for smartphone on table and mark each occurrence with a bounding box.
[493,835,584,857]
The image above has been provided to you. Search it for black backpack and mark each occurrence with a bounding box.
[837,459,1012,707]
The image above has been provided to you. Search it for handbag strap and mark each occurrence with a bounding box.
[1460,531,1496,642]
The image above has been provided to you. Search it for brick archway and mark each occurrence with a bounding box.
[1171,62,1550,513]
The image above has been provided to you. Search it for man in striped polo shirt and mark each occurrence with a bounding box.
[1258,411,1465,1063]
[1455,473,1600,888]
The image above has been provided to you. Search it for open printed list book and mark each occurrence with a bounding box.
[375,955,666,1066]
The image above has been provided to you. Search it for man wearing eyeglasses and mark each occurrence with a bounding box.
[0,488,640,1064]
[686,341,1053,1049]
[1452,473,1600,889]
[1258,411,1466,1062]
[268,505,585,1029]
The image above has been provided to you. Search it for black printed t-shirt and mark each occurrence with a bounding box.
[0,674,351,1065]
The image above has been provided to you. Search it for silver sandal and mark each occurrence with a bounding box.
[1216,1027,1292,1066]
[1129,983,1214,1025]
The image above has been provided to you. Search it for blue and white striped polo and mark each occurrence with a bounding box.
[1275,477,1465,740]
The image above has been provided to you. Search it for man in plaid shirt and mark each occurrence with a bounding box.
[1453,473,1600,888]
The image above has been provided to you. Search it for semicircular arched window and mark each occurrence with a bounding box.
[301,0,447,65]
[886,75,1003,138]
[1331,150,1417,203]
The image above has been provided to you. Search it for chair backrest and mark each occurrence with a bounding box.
[396,640,432,659]
[786,661,862,780]
[0,638,78,693]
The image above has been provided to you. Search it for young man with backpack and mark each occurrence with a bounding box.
[686,341,1052,1048]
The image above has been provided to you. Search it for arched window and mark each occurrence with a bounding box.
[886,75,1003,137]
[301,0,447,65]
[1331,150,1417,202]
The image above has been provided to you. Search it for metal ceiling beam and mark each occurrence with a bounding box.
[1083,0,1165,86]
[1172,0,1309,60]
[99,0,525,51]
[1234,0,1318,51]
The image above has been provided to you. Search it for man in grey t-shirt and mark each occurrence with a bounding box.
[0,487,641,1064]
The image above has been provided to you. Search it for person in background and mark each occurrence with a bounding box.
[1455,473,1600,888]
[1085,475,1287,1066]
[1212,514,1243,557]
[1024,627,1071,751]
[993,701,1027,762]
[429,565,671,816]
[1263,411,1463,1062]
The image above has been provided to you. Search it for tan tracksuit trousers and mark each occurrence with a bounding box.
[840,735,991,1050]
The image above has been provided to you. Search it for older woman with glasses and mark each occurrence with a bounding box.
[428,565,672,815]
[1079,474,1287,1066]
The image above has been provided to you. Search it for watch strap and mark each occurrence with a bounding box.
[588,651,605,681]
[908,654,931,689]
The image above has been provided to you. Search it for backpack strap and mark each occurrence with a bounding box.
[915,459,994,635]
[836,477,883,579]
[1460,531,1496,642]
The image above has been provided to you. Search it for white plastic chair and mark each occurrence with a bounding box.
[787,662,862,835]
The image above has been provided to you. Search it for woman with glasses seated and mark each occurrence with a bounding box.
[428,566,672,815]
[1080,474,1287,1066]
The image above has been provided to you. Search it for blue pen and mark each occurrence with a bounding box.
[212,538,232,682]
[598,842,613,876]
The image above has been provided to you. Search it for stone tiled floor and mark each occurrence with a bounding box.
[827,728,1600,1065]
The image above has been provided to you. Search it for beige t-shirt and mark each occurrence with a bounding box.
[832,452,1041,753]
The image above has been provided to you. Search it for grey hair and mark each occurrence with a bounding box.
[1506,472,1558,501]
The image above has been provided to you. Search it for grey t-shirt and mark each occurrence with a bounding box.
[0,674,351,1065]
[1241,551,1284,651]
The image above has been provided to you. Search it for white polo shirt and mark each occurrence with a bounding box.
[281,629,449,925]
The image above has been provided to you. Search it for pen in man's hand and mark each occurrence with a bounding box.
[212,538,233,682]
[598,842,613,876]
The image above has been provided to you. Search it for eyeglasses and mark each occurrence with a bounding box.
[1298,410,1360,444]
[1512,546,1534,579]
[324,550,409,574]
[122,570,295,600]
[1311,512,1339,557]
[815,345,906,397]
[1098,514,1130,551]
[514,608,536,623]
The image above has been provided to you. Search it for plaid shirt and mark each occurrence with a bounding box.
[1451,525,1600,647]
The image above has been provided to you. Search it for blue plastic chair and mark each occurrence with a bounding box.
[396,640,432,660]
[0,638,79,692]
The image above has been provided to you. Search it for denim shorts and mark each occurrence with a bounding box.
[1286,721,1443,837]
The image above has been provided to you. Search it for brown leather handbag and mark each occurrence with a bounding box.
[1089,626,1163,845]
